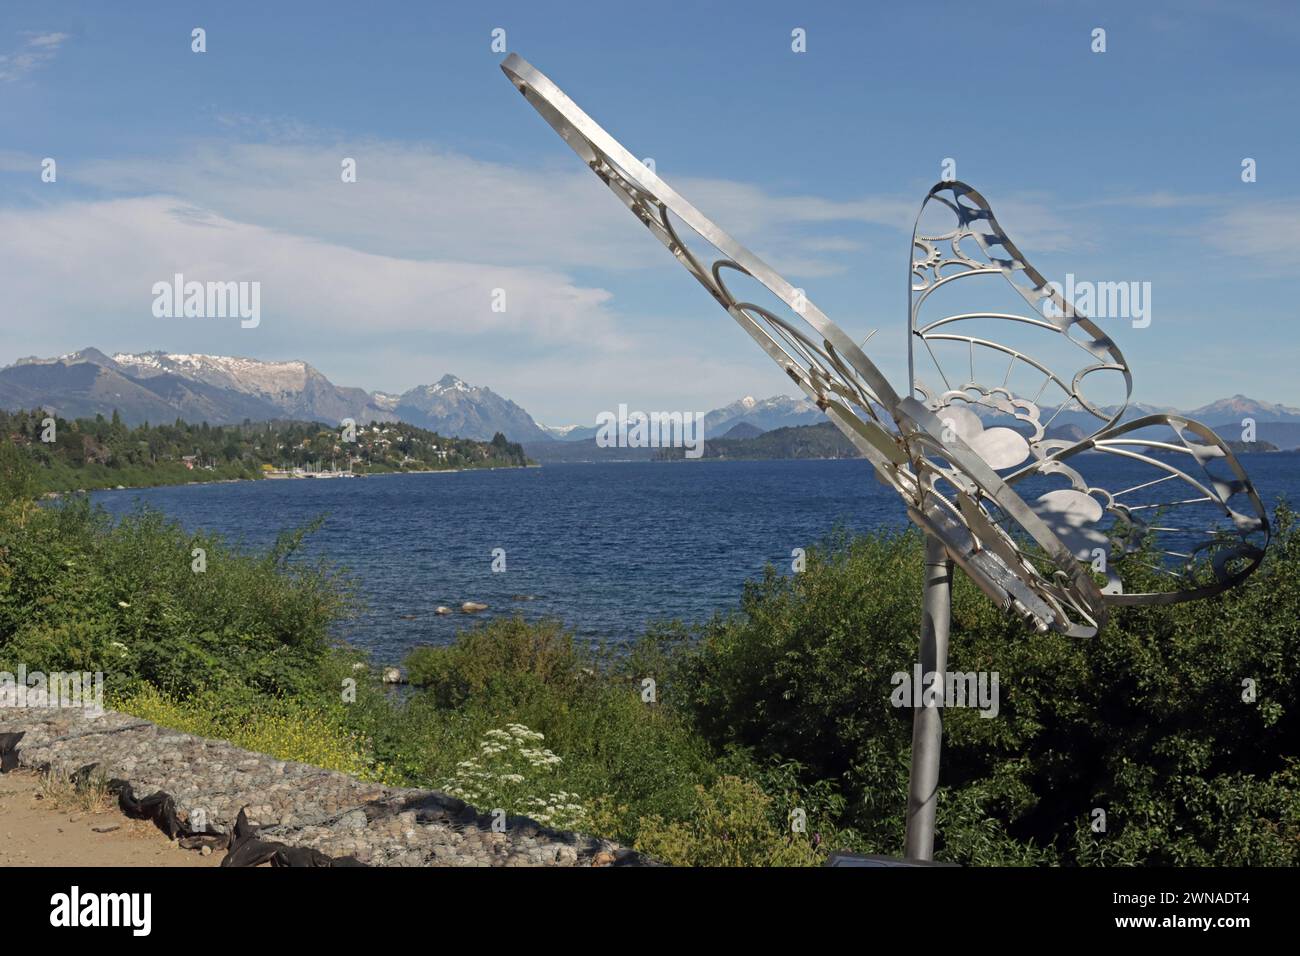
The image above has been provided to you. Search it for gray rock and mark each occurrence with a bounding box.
[0,707,653,868]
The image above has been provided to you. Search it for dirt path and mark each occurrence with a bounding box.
[0,772,223,867]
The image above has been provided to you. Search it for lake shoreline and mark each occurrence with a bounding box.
[43,462,535,497]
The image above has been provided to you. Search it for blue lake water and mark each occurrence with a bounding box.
[89,456,1298,663]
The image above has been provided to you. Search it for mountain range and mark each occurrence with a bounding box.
[0,349,550,442]
[4,348,1299,449]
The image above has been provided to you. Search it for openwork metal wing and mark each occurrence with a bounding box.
[500,55,904,474]
[503,54,1268,638]
[910,182,1269,607]
[1008,415,1269,605]
[910,182,1132,456]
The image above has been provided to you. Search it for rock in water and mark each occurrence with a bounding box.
[461,601,488,613]
[435,606,452,616]
[382,667,403,684]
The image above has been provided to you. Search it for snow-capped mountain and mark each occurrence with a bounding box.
[539,422,599,441]
[393,374,550,442]
[703,394,823,436]
[1185,395,1300,426]
[0,350,548,442]
[108,350,390,425]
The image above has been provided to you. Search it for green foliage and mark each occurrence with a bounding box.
[671,511,1300,865]
[0,408,529,495]
[0,496,349,697]
[403,617,582,706]
[634,775,824,866]
[114,683,402,785]
[0,439,38,505]
[389,617,717,840]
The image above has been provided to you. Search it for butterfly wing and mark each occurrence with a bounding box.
[910,181,1133,469]
[909,181,1268,606]
[1011,414,1269,604]
[502,54,907,476]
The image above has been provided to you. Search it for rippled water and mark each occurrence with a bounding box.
[90,455,1298,663]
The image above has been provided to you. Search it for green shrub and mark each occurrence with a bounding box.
[671,510,1300,865]
[634,775,824,867]
[403,617,581,706]
[0,497,351,697]
[395,620,718,842]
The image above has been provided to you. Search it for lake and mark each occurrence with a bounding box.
[90,455,1299,664]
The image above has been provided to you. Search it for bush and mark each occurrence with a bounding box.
[671,511,1300,865]
[403,617,581,706]
[635,775,824,867]
[394,618,719,842]
[0,497,351,697]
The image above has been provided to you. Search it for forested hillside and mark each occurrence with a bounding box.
[0,408,528,493]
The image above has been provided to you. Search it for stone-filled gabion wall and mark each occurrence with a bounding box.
[0,707,651,867]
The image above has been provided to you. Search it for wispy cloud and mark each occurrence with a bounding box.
[1206,200,1300,276]
[0,31,68,83]
[0,195,625,365]
[74,138,917,278]
[68,133,1086,287]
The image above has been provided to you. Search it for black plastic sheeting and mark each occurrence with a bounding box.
[0,732,21,772]
[0,731,365,867]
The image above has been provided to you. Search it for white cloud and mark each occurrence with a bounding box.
[0,31,68,83]
[1206,200,1300,275]
[73,139,931,278]
[0,196,622,351]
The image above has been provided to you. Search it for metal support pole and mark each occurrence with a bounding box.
[904,533,953,861]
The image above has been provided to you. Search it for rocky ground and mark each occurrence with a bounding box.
[0,707,649,867]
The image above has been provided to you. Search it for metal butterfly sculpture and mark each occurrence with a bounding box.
[502,54,1269,641]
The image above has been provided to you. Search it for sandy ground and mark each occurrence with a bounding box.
[0,772,224,867]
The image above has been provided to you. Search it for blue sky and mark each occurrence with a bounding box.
[2,0,1298,424]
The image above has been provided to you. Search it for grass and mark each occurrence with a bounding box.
[37,766,114,814]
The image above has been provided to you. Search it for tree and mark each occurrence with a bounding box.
[0,438,39,522]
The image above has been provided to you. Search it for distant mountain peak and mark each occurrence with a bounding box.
[13,347,117,368]
[432,373,473,392]
[703,393,822,437]
[112,350,310,375]
[394,374,548,441]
